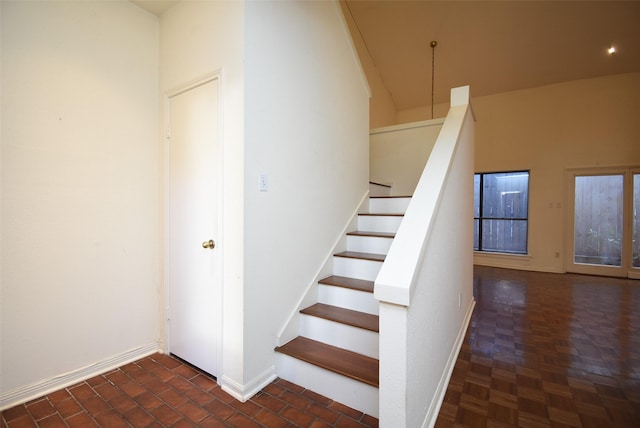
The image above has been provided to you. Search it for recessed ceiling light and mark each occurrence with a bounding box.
[608,46,616,55]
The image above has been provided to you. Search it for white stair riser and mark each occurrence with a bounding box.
[300,315,379,359]
[275,354,379,418]
[357,215,403,234]
[369,197,411,214]
[369,183,391,197]
[318,284,379,315]
[333,257,382,281]
[347,235,393,255]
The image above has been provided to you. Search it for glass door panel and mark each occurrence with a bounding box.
[633,173,640,269]
[568,169,639,278]
[573,175,624,267]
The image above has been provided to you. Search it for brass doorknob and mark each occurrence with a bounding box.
[202,239,215,249]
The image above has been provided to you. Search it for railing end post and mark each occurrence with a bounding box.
[450,86,470,106]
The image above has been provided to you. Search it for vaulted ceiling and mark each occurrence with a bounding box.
[344,0,640,109]
[132,1,640,110]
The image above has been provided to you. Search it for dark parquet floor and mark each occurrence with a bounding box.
[436,266,640,428]
[2,266,638,427]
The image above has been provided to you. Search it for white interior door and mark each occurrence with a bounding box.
[167,77,220,376]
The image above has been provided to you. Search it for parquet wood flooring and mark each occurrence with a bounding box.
[436,266,640,428]
[3,267,638,427]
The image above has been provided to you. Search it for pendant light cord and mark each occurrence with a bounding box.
[430,41,437,119]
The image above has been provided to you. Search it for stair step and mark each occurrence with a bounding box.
[300,311,379,358]
[369,196,412,215]
[301,303,378,332]
[346,232,394,255]
[370,195,412,199]
[346,231,395,238]
[357,214,404,234]
[318,276,374,293]
[334,251,386,262]
[275,337,379,387]
[358,213,404,217]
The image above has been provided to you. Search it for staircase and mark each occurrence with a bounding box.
[275,195,411,418]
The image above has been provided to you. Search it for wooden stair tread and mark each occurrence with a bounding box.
[368,181,391,188]
[346,230,395,238]
[334,251,386,262]
[275,337,379,387]
[318,276,374,293]
[300,303,378,332]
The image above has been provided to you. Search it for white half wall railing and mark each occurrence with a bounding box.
[369,118,444,196]
[374,86,476,428]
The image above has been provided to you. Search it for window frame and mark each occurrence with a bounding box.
[474,170,530,255]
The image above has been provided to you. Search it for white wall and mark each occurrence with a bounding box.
[370,119,444,196]
[472,73,640,273]
[244,0,370,393]
[338,1,396,128]
[1,1,160,404]
[1,0,371,408]
[397,73,640,273]
[159,0,246,393]
[396,101,450,124]
[159,0,369,400]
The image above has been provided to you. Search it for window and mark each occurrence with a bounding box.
[474,171,529,254]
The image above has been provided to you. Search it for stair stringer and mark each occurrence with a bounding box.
[275,191,370,347]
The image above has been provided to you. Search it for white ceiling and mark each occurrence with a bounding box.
[131,1,640,109]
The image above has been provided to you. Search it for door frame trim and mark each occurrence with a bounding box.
[162,71,224,376]
[631,168,640,279]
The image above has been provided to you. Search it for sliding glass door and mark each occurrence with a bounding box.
[567,168,639,278]
[633,171,640,271]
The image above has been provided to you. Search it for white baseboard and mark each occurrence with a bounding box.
[0,342,160,410]
[422,299,476,428]
[474,258,565,274]
[219,366,277,403]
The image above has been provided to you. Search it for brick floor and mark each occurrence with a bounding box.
[1,354,377,427]
[4,266,639,427]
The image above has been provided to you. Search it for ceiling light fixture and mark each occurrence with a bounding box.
[608,46,616,55]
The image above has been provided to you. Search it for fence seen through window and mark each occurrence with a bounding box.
[474,171,529,254]
[573,175,623,267]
